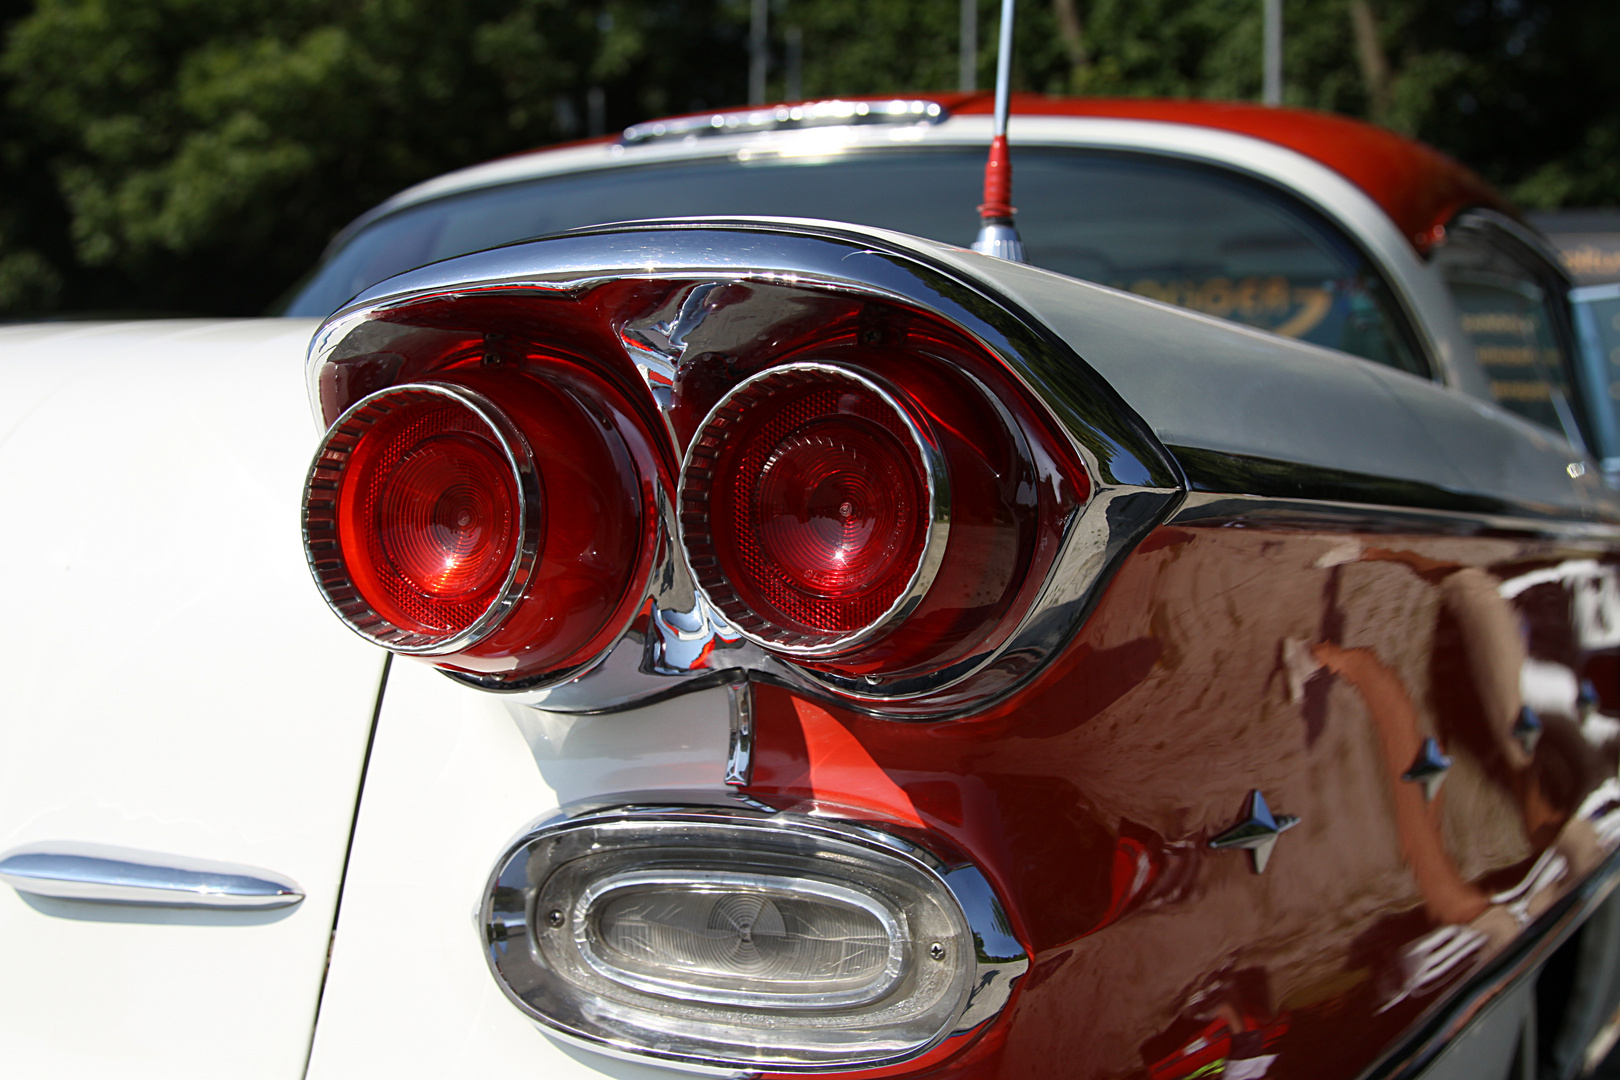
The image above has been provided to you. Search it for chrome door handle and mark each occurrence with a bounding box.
[0,842,303,909]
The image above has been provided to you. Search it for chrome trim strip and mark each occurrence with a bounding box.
[724,681,754,787]
[1171,491,1620,543]
[0,842,304,909]
[621,99,946,145]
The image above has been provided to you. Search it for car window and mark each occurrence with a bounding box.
[1435,219,1582,440]
[287,147,1424,375]
[1571,283,1620,466]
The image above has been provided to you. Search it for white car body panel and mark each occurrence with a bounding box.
[304,657,732,1079]
[0,319,384,1079]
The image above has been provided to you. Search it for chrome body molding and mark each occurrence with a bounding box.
[621,99,945,145]
[1171,490,1620,543]
[0,841,304,909]
[311,219,1185,718]
[1362,846,1620,1080]
[479,799,1029,1073]
[723,681,754,788]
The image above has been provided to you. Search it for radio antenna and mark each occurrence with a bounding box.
[970,0,1025,262]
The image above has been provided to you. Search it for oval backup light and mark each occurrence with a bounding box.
[483,809,1027,1071]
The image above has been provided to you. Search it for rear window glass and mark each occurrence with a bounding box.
[288,147,1422,375]
[1437,231,1576,435]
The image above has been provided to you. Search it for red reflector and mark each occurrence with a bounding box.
[305,384,541,652]
[681,364,944,653]
[353,409,519,629]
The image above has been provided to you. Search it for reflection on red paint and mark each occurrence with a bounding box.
[792,695,926,828]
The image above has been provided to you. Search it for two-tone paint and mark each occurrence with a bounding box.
[299,219,1620,1078]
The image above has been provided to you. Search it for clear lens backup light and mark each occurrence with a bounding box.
[483,807,1028,1072]
[575,870,905,1008]
[679,363,948,655]
[304,383,540,652]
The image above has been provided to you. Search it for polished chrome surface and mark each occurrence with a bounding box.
[1401,737,1454,802]
[620,99,945,145]
[678,361,952,658]
[970,220,1026,262]
[1208,790,1300,875]
[0,841,304,909]
[1514,705,1545,755]
[302,382,544,654]
[724,681,754,787]
[480,800,1029,1071]
[313,222,1185,718]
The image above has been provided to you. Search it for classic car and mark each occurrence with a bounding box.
[3,92,1620,1080]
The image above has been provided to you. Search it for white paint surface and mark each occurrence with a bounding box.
[0,319,385,1078]
[305,656,733,1079]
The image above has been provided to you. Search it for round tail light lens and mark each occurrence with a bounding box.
[304,384,541,652]
[680,364,948,655]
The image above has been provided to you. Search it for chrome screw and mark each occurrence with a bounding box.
[545,908,564,929]
[929,942,946,961]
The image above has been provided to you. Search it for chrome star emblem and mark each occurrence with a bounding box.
[1209,790,1300,874]
[1401,737,1453,802]
[1512,705,1543,755]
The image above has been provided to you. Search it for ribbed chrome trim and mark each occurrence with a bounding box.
[302,382,545,655]
[0,842,304,909]
[621,99,945,145]
[678,362,950,657]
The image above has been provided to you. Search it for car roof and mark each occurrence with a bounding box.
[631,92,1511,255]
[946,93,1512,253]
[347,93,1512,261]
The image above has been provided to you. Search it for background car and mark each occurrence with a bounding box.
[3,94,1620,1080]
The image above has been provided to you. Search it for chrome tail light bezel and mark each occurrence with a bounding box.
[481,803,1029,1073]
[678,361,952,658]
[305,221,1185,715]
[301,382,543,655]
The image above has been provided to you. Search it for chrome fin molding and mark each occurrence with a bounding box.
[307,218,1186,720]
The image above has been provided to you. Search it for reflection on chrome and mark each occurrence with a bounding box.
[1380,781,1620,1015]
[1378,925,1490,1014]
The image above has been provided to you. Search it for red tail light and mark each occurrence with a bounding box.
[304,370,654,681]
[681,364,946,653]
[304,247,1103,704]
[306,384,537,651]
[680,331,1088,685]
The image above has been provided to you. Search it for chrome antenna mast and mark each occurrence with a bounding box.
[971,0,1025,262]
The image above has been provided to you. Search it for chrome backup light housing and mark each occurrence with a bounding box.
[481,804,1029,1072]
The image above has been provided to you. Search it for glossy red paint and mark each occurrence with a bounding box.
[744,518,1620,1079]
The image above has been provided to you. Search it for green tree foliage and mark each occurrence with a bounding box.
[0,0,746,315]
[0,0,1613,318]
